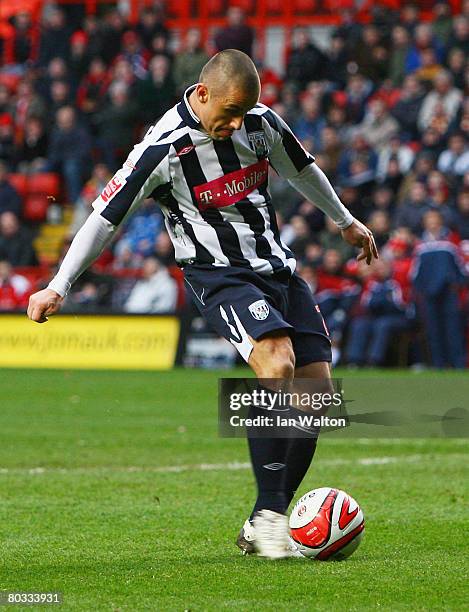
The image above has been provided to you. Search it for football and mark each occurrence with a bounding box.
[289,487,365,560]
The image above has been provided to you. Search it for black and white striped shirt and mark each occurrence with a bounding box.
[93,86,352,276]
[48,87,354,296]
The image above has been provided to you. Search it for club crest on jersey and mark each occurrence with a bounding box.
[247,130,268,158]
[248,299,270,321]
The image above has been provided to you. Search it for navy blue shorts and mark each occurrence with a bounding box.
[183,264,332,367]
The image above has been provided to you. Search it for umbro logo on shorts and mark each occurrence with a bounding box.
[248,299,270,321]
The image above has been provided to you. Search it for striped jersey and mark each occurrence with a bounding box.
[93,85,316,276]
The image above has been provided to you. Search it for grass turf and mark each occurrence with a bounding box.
[0,368,467,611]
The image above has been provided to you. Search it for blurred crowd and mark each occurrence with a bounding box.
[0,1,468,368]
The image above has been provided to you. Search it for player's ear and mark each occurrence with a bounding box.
[196,83,209,104]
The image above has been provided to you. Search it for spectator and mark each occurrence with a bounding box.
[446,15,469,57]
[318,216,355,262]
[318,127,342,180]
[35,57,69,110]
[15,117,48,173]
[82,14,104,59]
[353,25,388,82]
[358,99,399,152]
[446,47,466,91]
[388,26,411,86]
[400,3,420,36]
[137,55,176,124]
[136,7,169,51]
[214,6,254,57]
[437,132,469,179]
[325,33,348,88]
[68,31,91,90]
[109,58,136,91]
[117,31,150,81]
[293,96,326,151]
[413,48,443,87]
[390,74,426,139]
[455,188,469,240]
[405,23,444,75]
[173,29,209,96]
[154,230,176,267]
[410,210,467,368]
[0,259,31,311]
[432,1,453,46]
[393,181,432,235]
[114,198,162,260]
[367,210,391,249]
[0,161,21,216]
[346,259,411,367]
[0,113,15,168]
[69,163,112,235]
[0,212,37,265]
[62,281,102,313]
[48,80,73,120]
[12,11,33,65]
[38,8,70,66]
[281,215,310,259]
[314,248,361,366]
[419,127,445,159]
[370,186,396,216]
[100,10,127,65]
[0,85,11,116]
[286,27,328,88]
[337,132,377,185]
[343,73,374,124]
[326,104,353,143]
[76,57,110,120]
[45,106,91,203]
[149,31,173,64]
[418,70,463,133]
[376,134,415,181]
[123,256,177,313]
[92,82,138,169]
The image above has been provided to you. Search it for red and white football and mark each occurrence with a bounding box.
[289,487,365,560]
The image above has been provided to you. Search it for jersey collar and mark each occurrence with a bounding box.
[177,85,202,130]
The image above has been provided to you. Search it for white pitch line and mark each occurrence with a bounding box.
[0,454,466,476]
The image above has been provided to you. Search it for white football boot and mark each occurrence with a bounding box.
[253,509,303,559]
[236,519,256,555]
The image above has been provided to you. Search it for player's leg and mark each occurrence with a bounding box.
[238,330,299,558]
[183,265,300,556]
[280,274,334,510]
[282,360,333,509]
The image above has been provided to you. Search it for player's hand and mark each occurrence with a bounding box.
[341,220,379,265]
[27,288,64,323]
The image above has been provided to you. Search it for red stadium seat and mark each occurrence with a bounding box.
[207,0,224,16]
[13,266,51,289]
[7,173,28,198]
[23,194,48,223]
[166,0,189,18]
[233,0,254,14]
[27,173,60,199]
[266,0,283,14]
[294,0,317,13]
[0,72,21,93]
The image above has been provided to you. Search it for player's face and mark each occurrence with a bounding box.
[197,85,259,140]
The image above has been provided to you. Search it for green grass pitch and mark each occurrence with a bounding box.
[0,368,467,611]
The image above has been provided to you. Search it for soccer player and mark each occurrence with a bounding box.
[27,50,378,558]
